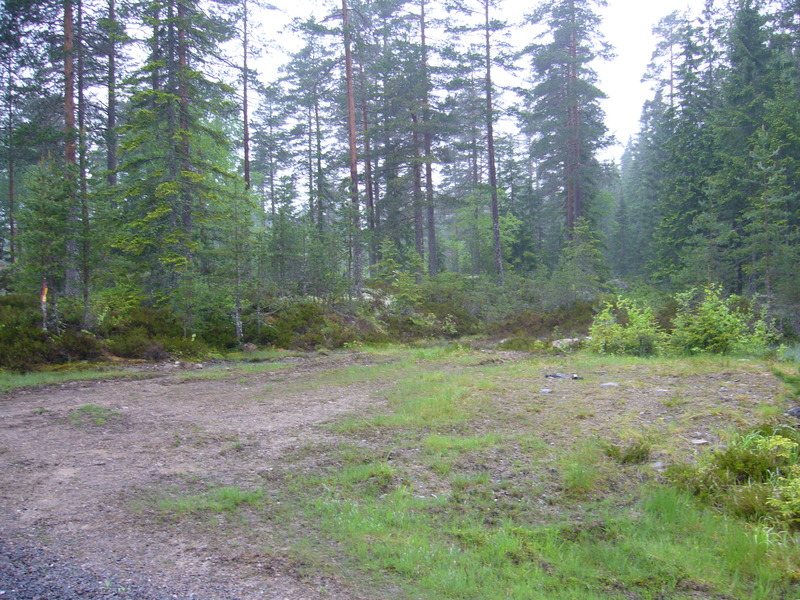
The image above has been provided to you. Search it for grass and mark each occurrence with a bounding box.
[275,349,800,599]
[305,477,798,600]
[67,404,122,426]
[152,485,265,516]
[101,345,800,598]
[0,367,137,393]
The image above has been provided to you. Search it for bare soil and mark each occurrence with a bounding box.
[0,351,787,599]
[0,353,393,600]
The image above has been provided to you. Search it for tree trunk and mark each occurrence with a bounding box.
[358,63,377,268]
[314,90,324,228]
[64,0,80,297]
[484,0,503,283]
[177,1,191,242]
[106,0,118,186]
[565,0,581,235]
[342,0,362,294]
[5,57,15,264]
[421,0,437,276]
[411,112,424,268]
[77,0,91,326]
[242,0,251,190]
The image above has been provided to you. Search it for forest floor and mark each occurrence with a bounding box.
[0,346,797,599]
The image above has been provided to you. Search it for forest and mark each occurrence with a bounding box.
[1,0,799,368]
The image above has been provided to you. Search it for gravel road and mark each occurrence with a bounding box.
[0,538,239,600]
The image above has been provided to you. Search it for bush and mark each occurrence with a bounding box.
[105,305,183,339]
[53,331,103,362]
[107,328,152,359]
[668,425,800,527]
[488,301,596,339]
[669,286,774,355]
[587,298,666,357]
[0,295,51,372]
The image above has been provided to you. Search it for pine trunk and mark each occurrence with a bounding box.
[242,0,251,190]
[342,0,362,294]
[64,0,80,297]
[421,0,437,276]
[107,0,118,186]
[484,0,503,283]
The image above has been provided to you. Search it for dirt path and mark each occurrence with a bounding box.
[0,354,389,600]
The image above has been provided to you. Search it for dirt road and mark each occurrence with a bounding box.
[0,354,386,600]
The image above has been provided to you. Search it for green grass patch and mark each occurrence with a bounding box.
[154,485,265,516]
[0,368,137,393]
[67,404,122,426]
[303,472,800,600]
[280,350,799,598]
[559,439,609,495]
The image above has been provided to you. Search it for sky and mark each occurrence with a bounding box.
[256,0,709,162]
[595,0,705,159]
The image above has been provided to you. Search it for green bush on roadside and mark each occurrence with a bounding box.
[587,298,666,357]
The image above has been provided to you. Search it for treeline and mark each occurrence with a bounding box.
[616,0,800,328]
[0,0,798,360]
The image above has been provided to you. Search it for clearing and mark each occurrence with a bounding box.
[0,346,797,599]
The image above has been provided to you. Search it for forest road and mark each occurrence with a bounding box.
[0,353,389,600]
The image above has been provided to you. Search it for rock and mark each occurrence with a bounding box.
[242,342,258,353]
[600,382,620,387]
[545,373,570,379]
[785,407,800,419]
[651,462,664,469]
[691,439,710,445]
[540,389,553,394]
[551,338,584,350]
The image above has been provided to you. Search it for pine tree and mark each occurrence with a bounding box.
[113,0,239,309]
[522,0,612,241]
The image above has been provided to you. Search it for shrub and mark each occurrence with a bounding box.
[107,328,152,359]
[768,467,800,526]
[587,298,666,357]
[0,295,51,372]
[53,331,103,362]
[669,286,774,355]
[669,425,800,527]
[161,336,209,359]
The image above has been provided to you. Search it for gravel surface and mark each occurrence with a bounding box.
[0,538,237,600]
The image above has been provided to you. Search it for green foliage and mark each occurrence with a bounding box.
[92,283,147,335]
[0,295,102,372]
[670,286,775,355]
[489,300,596,339]
[668,424,800,529]
[539,220,608,310]
[587,298,667,357]
[154,486,265,516]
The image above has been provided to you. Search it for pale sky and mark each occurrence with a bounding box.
[256,0,708,162]
[596,0,704,159]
